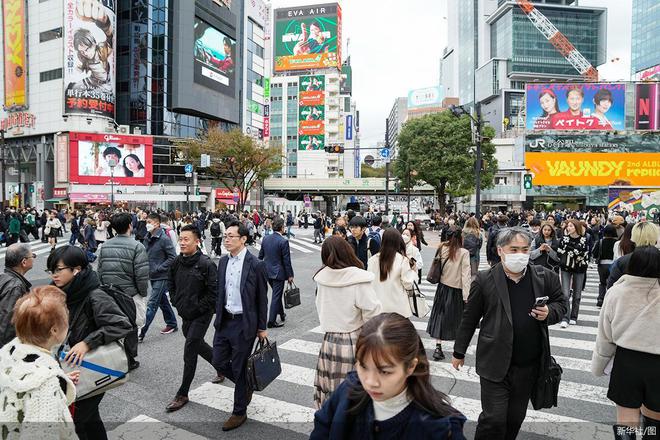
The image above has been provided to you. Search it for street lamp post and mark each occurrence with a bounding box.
[0,129,6,209]
[449,103,483,218]
[406,164,418,222]
[108,158,117,208]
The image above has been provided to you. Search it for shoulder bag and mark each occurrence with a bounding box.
[407,282,431,318]
[284,281,301,309]
[426,247,449,284]
[59,298,129,401]
[246,338,282,391]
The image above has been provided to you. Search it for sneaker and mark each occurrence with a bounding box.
[569,320,577,325]
[560,321,568,328]
[160,325,178,335]
[138,334,145,343]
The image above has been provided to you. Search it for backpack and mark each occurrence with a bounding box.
[367,227,382,248]
[463,233,480,258]
[210,222,222,237]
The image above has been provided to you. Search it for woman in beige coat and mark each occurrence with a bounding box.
[367,229,418,318]
[426,226,471,361]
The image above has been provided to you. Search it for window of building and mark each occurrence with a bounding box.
[39,27,62,42]
[495,176,508,185]
[40,68,62,82]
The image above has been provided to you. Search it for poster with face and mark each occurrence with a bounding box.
[299,134,325,151]
[63,0,116,118]
[193,17,237,96]
[526,83,626,131]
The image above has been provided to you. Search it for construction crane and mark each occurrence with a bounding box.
[515,0,599,81]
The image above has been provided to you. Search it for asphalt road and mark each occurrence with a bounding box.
[7,227,615,440]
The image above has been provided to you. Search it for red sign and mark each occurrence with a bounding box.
[0,112,35,131]
[53,188,68,197]
[69,193,109,203]
[68,132,153,185]
[263,117,270,138]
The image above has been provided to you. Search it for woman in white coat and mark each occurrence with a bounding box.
[402,228,423,272]
[367,228,418,318]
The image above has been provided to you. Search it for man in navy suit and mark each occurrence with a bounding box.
[258,218,294,328]
[212,221,268,431]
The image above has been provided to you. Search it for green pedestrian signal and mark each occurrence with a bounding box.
[29,185,34,193]
[523,174,533,190]
[195,187,200,196]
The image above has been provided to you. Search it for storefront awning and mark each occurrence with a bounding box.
[45,197,69,203]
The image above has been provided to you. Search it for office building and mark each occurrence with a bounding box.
[631,0,660,79]
[386,97,407,150]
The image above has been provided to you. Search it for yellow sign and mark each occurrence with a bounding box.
[526,152,660,186]
[3,0,27,109]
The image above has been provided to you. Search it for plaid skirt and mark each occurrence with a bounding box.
[313,328,361,409]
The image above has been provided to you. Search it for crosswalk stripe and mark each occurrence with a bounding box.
[108,415,208,439]
[286,241,314,254]
[0,240,63,259]
[290,238,323,251]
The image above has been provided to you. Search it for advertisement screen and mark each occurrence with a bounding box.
[608,187,660,217]
[193,17,237,96]
[635,83,660,130]
[274,3,341,72]
[340,64,352,95]
[299,134,325,151]
[524,132,660,154]
[525,152,660,187]
[408,86,444,109]
[2,0,27,109]
[64,0,116,118]
[69,132,153,185]
[526,83,626,131]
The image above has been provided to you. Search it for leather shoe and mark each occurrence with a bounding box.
[280,313,286,322]
[267,321,284,328]
[165,395,189,412]
[246,389,253,406]
[128,361,140,371]
[211,374,225,384]
[222,414,247,431]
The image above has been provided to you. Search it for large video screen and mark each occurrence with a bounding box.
[193,17,236,96]
[526,83,626,131]
[63,0,117,118]
[274,3,341,72]
[69,132,153,185]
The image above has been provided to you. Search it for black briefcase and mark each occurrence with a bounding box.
[246,338,281,391]
[284,281,301,309]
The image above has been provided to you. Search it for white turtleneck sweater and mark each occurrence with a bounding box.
[372,387,412,421]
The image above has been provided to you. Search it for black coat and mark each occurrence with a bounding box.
[0,269,32,346]
[62,267,133,350]
[169,250,218,321]
[453,263,566,382]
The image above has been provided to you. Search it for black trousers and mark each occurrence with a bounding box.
[73,393,107,440]
[178,314,215,397]
[268,278,286,323]
[475,363,538,440]
[596,263,610,305]
[212,315,254,416]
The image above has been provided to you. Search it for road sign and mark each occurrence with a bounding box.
[379,148,391,159]
[185,172,192,178]
[184,163,193,173]
[232,187,240,203]
[200,154,211,167]
[364,155,375,166]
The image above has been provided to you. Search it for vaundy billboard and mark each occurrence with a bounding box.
[274,3,341,72]
[526,83,626,131]
[69,132,153,185]
[64,0,117,118]
[2,0,27,109]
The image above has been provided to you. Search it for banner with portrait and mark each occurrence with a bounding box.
[299,134,325,151]
[63,0,117,118]
[526,83,626,131]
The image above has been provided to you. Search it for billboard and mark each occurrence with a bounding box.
[608,187,660,217]
[274,3,341,72]
[64,0,116,118]
[340,63,352,95]
[526,83,626,131]
[299,134,325,151]
[2,0,27,109]
[634,65,660,81]
[346,114,353,140]
[69,132,153,185]
[635,83,660,130]
[525,152,660,187]
[524,132,660,154]
[193,17,237,96]
[407,86,444,109]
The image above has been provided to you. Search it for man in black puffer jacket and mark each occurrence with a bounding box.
[165,224,222,412]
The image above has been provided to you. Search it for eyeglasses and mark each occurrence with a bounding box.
[24,253,37,261]
[224,234,241,240]
[45,266,72,275]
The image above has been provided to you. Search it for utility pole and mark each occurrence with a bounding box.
[384,118,390,218]
[0,129,6,209]
[186,175,191,213]
[407,162,411,222]
[17,147,21,209]
[475,102,483,218]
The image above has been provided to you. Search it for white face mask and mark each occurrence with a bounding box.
[402,235,411,244]
[502,252,530,273]
[146,223,155,232]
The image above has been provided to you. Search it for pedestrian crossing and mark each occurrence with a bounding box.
[106,260,614,440]
[0,236,70,260]
[247,234,324,255]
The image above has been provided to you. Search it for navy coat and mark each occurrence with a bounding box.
[258,232,294,281]
[214,249,268,340]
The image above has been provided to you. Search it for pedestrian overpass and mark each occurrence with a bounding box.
[263,178,436,197]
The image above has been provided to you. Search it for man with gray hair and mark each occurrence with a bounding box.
[452,227,566,440]
[0,244,35,346]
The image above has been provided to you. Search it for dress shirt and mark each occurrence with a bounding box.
[225,247,248,314]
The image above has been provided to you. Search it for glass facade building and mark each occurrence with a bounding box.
[458,0,477,105]
[631,0,660,75]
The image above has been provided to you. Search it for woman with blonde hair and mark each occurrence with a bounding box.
[426,226,471,361]
[0,286,79,439]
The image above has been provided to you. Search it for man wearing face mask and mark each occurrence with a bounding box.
[451,227,566,440]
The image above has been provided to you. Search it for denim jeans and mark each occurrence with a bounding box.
[286,225,295,238]
[140,279,178,337]
[69,231,80,245]
[560,270,585,322]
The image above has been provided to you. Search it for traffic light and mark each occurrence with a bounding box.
[195,187,200,196]
[324,145,344,154]
[523,173,533,189]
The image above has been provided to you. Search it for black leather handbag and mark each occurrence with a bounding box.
[246,338,282,391]
[531,355,563,410]
[284,281,301,309]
